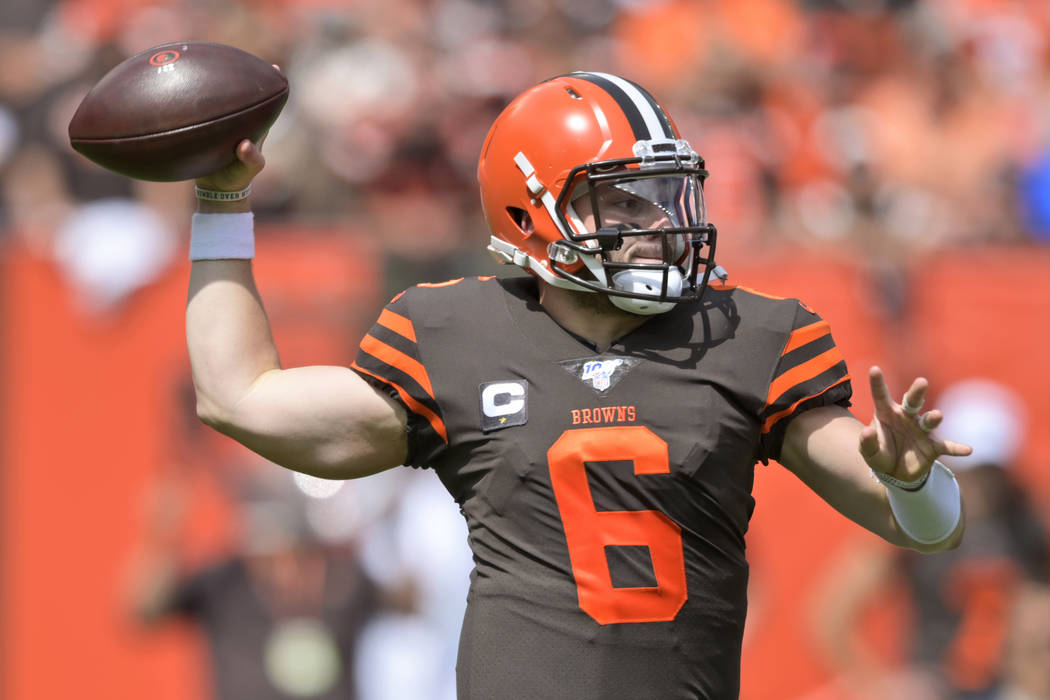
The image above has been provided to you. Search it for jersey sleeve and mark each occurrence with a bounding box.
[758,302,852,463]
[350,290,448,468]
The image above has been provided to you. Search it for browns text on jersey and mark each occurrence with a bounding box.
[570,405,637,425]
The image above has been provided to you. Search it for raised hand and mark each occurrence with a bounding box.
[859,366,973,484]
[194,64,279,194]
[195,136,266,193]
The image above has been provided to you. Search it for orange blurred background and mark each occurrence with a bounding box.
[2,0,1050,698]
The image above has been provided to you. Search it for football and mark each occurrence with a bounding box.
[68,41,288,182]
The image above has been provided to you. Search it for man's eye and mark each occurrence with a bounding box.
[610,198,641,211]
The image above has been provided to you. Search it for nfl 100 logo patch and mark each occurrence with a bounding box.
[559,356,641,393]
[583,359,620,391]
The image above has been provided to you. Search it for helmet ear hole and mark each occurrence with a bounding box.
[507,207,534,234]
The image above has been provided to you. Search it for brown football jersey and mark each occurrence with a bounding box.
[352,275,851,699]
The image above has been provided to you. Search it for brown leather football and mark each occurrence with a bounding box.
[68,41,288,182]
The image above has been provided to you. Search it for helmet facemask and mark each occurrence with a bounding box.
[547,144,719,315]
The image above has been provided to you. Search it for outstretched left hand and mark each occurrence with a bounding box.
[859,366,973,483]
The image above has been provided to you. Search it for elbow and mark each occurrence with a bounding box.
[192,369,277,434]
[195,395,233,433]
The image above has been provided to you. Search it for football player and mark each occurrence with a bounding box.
[187,72,970,699]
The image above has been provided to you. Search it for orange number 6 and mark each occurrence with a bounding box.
[547,426,687,625]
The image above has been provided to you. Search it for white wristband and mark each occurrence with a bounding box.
[189,212,255,261]
[877,461,962,545]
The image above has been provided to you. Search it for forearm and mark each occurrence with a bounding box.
[186,190,280,426]
[187,257,280,425]
[782,405,965,553]
[781,410,909,547]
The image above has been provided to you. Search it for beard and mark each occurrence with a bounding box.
[564,285,637,319]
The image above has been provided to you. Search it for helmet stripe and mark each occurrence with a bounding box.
[570,72,675,141]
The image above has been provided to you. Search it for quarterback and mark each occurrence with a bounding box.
[186,72,969,699]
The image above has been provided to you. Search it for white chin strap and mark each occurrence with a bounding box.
[608,268,683,315]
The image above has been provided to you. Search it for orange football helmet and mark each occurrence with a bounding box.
[478,72,718,315]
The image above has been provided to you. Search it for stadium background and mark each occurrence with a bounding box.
[2,0,1049,698]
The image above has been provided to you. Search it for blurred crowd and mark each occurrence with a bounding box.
[807,379,1050,700]
[2,0,1050,310]
[3,1,1049,699]
[125,383,472,700]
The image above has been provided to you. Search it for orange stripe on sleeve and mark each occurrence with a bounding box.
[413,275,492,290]
[737,287,816,313]
[378,308,416,342]
[359,334,435,399]
[418,278,465,288]
[761,375,851,434]
[737,286,787,301]
[765,346,845,410]
[781,321,830,355]
[351,362,448,443]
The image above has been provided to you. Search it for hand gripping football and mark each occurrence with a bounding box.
[68,41,289,182]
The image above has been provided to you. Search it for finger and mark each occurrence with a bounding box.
[939,439,974,458]
[918,409,941,433]
[858,424,880,459]
[868,366,894,411]
[901,377,928,415]
[235,138,253,160]
[237,139,265,169]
